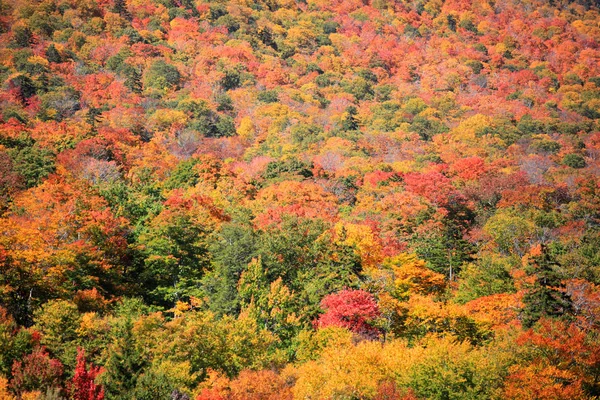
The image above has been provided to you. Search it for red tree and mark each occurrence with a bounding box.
[11,347,63,395]
[70,348,104,400]
[315,289,381,337]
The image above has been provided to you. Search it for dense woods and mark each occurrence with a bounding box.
[0,0,599,398]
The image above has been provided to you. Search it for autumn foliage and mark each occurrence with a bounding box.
[0,0,599,398]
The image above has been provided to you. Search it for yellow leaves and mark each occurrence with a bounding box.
[320,137,356,156]
[335,222,383,269]
[289,339,408,399]
[256,102,291,119]
[253,180,337,211]
[77,312,109,338]
[21,391,41,400]
[148,109,188,131]
[586,98,600,116]
[104,12,128,35]
[495,42,508,55]
[27,55,49,67]
[402,294,491,343]
[150,360,197,391]
[288,330,513,399]
[254,103,298,137]
[383,254,446,296]
[170,301,191,318]
[390,160,415,173]
[287,20,317,49]
[450,114,491,143]
[236,116,255,140]
[295,327,354,362]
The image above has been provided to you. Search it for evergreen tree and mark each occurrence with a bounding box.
[341,106,359,131]
[124,65,142,94]
[45,44,61,63]
[112,0,132,20]
[100,317,147,399]
[521,245,573,328]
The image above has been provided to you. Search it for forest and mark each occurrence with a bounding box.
[0,0,599,398]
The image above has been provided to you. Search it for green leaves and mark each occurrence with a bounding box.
[143,60,181,91]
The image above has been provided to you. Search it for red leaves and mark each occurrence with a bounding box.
[362,170,399,188]
[70,348,104,400]
[11,347,63,395]
[316,289,380,337]
[450,157,486,180]
[403,171,458,207]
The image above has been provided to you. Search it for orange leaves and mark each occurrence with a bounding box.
[77,73,128,109]
[464,293,522,329]
[507,319,600,399]
[197,370,293,400]
[503,363,587,400]
[0,177,130,303]
[252,180,338,228]
[449,156,486,181]
[163,189,230,227]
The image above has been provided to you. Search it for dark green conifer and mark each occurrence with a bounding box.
[521,245,573,328]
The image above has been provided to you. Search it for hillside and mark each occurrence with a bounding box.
[0,0,599,398]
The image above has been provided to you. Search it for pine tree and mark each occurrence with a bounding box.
[45,44,62,63]
[341,106,359,131]
[87,107,103,133]
[99,317,146,399]
[124,66,142,94]
[112,0,132,20]
[521,245,573,328]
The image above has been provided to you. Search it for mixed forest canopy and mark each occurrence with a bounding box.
[0,0,599,398]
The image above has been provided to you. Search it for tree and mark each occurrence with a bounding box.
[563,153,586,169]
[315,289,381,337]
[522,245,573,328]
[8,143,55,188]
[70,348,104,400]
[99,317,146,399]
[138,192,223,306]
[505,319,600,399]
[33,300,81,369]
[45,44,62,63]
[123,65,143,94]
[144,61,181,91]
[11,347,63,396]
[340,106,360,131]
[0,307,33,377]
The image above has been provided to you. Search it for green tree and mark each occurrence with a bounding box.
[100,316,147,399]
[563,153,586,169]
[202,220,258,316]
[143,60,180,91]
[45,44,61,63]
[138,199,212,306]
[0,308,33,376]
[8,144,55,188]
[33,300,81,369]
[521,245,573,328]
